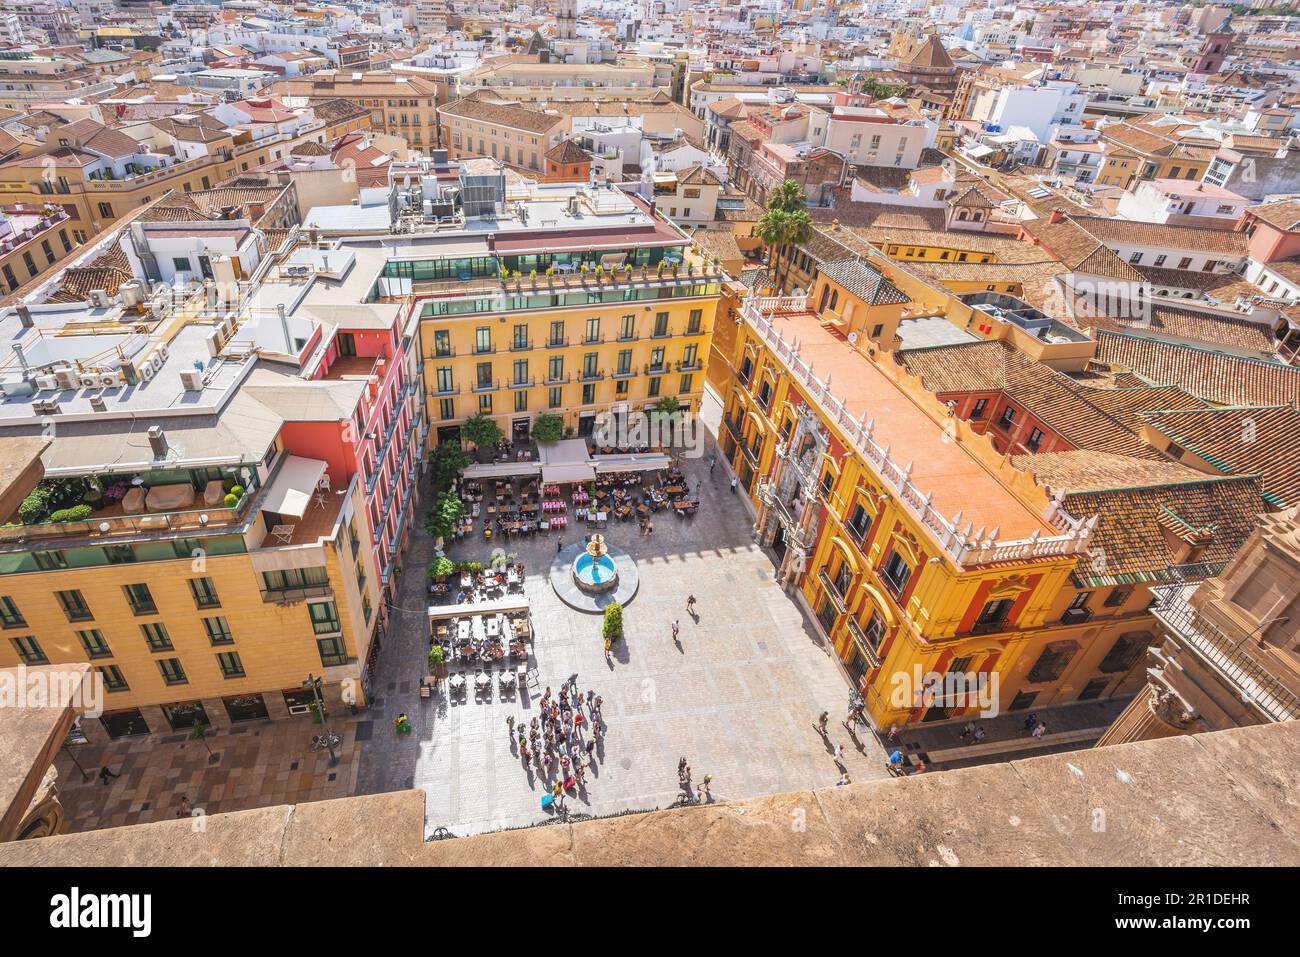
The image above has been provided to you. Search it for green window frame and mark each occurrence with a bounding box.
[189,577,220,609]
[78,629,111,659]
[99,664,128,692]
[56,589,93,622]
[124,583,157,616]
[216,651,245,678]
[203,616,234,646]
[10,635,46,664]
[158,657,187,685]
[142,622,173,652]
[308,600,341,635]
[0,596,25,628]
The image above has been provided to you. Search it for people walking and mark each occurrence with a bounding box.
[556,537,564,554]
[960,720,976,740]
[671,620,680,642]
[816,711,830,737]
[887,723,900,743]
[836,772,851,787]
[686,594,697,614]
[698,774,712,802]
[1024,713,1039,735]
[709,457,716,474]
[506,715,515,738]
[973,726,986,743]
[730,476,737,494]
[175,796,191,819]
[1031,722,1046,740]
[98,766,119,786]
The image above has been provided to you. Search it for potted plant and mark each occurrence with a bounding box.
[190,722,213,756]
[429,555,456,580]
[602,602,624,642]
[428,644,446,678]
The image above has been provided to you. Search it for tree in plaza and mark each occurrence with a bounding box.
[429,440,471,491]
[649,396,684,444]
[190,722,213,755]
[462,413,504,460]
[602,602,624,641]
[755,180,813,293]
[531,412,564,445]
[424,490,464,541]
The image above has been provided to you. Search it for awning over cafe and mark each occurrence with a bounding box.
[592,453,671,474]
[541,463,597,484]
[461,462,542,480]
[538,438,596,484]
[427,596,530,622]
[261,455,327,519]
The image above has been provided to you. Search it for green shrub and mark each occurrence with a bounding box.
[428,645,444,670]
[229,485,245,497]
[223,493,239,508]
[531,412,564,444]
[429,556,456,579]
[47,505,93,523]
[462,412,504,450]
[602,602,624,640]
[18,488,50,524]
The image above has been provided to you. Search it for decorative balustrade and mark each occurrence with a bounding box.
[739,295,1095,569]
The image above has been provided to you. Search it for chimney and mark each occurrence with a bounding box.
[1048,208,1065,224]
[147,426,168,458]
[16,304,33,328]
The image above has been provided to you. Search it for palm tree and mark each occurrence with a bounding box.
[756,199,813,294]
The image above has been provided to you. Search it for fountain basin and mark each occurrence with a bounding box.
[573,552,618,593]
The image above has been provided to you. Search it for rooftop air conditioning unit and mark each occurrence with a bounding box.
[54,370,80,390]
[180,370,204,391]
[98,373,120,389]
[89,395,107,412]
[34,375,58,392]
[32,399,59,415]
[89,289,112,307]
[78,373,100,389]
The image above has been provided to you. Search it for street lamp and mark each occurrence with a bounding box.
[304,674,340,766]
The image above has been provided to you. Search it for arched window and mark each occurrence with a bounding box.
[818,284,830,312]
[957,209,969,221]
[829,290,839,311]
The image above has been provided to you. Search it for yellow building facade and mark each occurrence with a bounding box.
[715,288,1158,729]
[416,266,723,442]
[0,473,382,745]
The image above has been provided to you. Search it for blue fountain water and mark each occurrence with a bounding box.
[574,552,617,586]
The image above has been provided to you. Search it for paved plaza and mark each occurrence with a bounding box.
[51,412,887,837]
[52,715,363,832]
[355,428,890,837]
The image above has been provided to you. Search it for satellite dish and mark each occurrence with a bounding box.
[847,332,858,343]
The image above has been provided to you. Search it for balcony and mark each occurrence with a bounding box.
[472,345,496,356]
[0,480,255,550]
[578,369,605,382]
[544,374,571,385]
[1152,586,1300,723]
[612,367,637,379]
[545,337,570,349]
[508,377,536,390]
[1060,607,1092,625]
[259,583,332,604]
[844,615,882,668]
[817,570,848,613]
[472,379,500,393]
[399,266,726,312]
[509,341,532,352]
